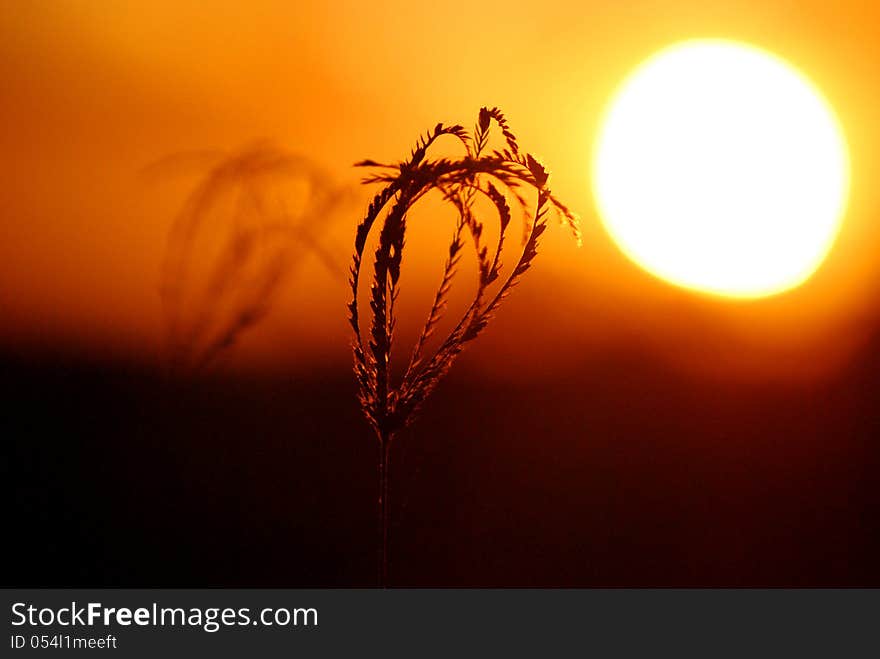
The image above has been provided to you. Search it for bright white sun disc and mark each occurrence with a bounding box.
[592,40,849,298]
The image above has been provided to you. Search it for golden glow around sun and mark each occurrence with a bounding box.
[592,40,850,298]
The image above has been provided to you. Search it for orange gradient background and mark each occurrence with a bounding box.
[3,0,880,381]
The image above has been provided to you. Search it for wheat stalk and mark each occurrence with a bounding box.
[348,107,581,586]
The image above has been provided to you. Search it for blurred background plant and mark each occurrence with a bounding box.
[153,143,350,374]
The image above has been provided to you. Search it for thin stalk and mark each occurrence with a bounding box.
[377,432,393,588]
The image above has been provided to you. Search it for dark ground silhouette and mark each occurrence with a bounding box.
[5,330,879,587]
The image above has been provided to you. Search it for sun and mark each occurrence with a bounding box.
[592,39,849,298]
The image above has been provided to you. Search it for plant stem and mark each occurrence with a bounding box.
[377,431,392,588]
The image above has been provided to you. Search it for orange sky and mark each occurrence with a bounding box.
[2,0,880,379]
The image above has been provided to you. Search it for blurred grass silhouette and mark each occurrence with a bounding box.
[156,143,349,374]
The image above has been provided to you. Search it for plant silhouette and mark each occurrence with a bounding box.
[159,143,347,374]
[348,107,581,586]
